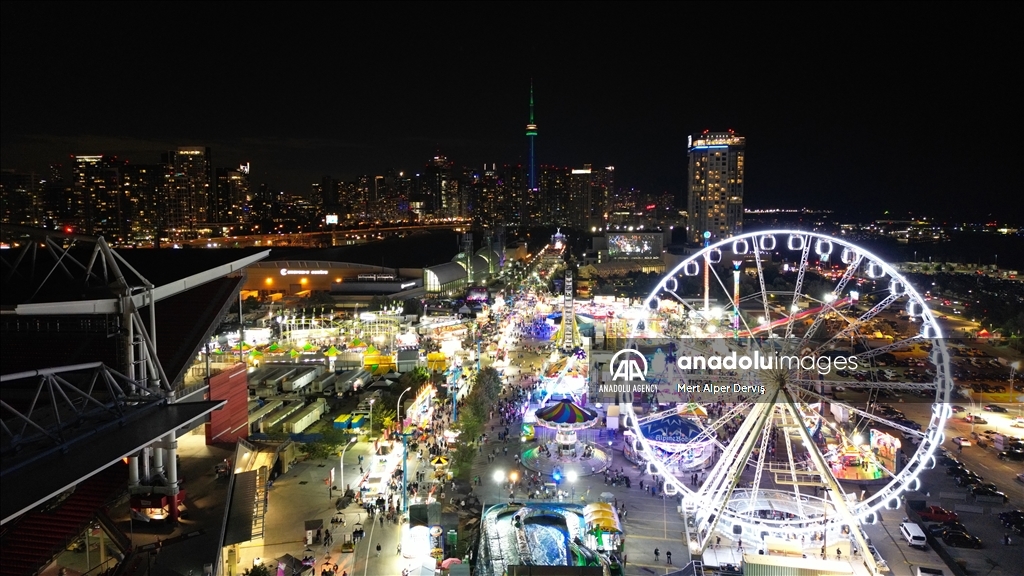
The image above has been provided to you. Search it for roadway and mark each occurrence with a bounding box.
[174,222,469,248]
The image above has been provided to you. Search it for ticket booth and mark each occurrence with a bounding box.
[305,518,323,545]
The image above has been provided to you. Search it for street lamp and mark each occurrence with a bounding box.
[339,437,357,494]
[509,471,519,496]
[397,386,413,427]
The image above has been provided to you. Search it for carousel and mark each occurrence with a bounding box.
[521,399,610,478]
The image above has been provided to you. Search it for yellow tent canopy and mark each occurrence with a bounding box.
[426,352,447,372]
[363,353,397,375]
[583,503,622,533]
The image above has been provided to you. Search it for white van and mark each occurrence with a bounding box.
[900,522,928,549]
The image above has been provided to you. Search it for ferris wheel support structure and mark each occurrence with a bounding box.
[779,388,879,575]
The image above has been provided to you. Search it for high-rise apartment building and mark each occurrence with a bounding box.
[161,147,212,235]
[567,165,615,230]
[0,170,43,227]
[121,163,161,241]
[496,164,526,227]
[73,155,128,239]
[686,130,745,243]
[422,155,458,218]
[216,164,251,223]
[470,164,502,228]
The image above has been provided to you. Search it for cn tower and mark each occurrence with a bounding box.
[525,82,538,191]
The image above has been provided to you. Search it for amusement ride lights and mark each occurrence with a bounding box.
[622,231,952,567]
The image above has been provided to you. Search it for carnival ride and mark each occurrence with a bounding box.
[477,503,615,576]
[522,399,609,478]
[537,347,590,403]
[620,231,952,575]
[623,403,717,473]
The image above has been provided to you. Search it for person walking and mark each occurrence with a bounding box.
[376,543,382,557]
[666,550,672,564]
[654,548,660,562]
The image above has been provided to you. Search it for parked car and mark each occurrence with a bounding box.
[919,506,958,523]
[995,508,1019,522]
[999,510,1024,527]
[984,404,1008,413]
[942,531,982,548]
[946,464,970,477]
[969,485,1008,502]
[955,472,984,487]
[926,521,969,537]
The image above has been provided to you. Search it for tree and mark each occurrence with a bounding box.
[307,290,335,307]
[452,441,477,475]
[371,407,397,435]
[474,367,503,400]
[300,427,351,460]
[242,295,262,313]
[402,297,424,316]
[369,295,393,311]
[398,367,430,393]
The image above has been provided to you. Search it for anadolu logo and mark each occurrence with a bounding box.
[280,268,288,276]
[609,349,648,382]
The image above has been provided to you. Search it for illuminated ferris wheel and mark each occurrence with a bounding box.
[622,230,953,571]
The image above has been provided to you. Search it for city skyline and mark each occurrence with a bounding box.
[1,3,1019,222]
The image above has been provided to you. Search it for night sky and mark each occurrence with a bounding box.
[1,2,1019,221]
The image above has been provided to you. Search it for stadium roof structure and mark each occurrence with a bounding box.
[426,261,469,285]
[0,225,268,525]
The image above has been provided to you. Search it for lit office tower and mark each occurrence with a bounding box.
[161,147,212,235]
[687,130,745,243]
